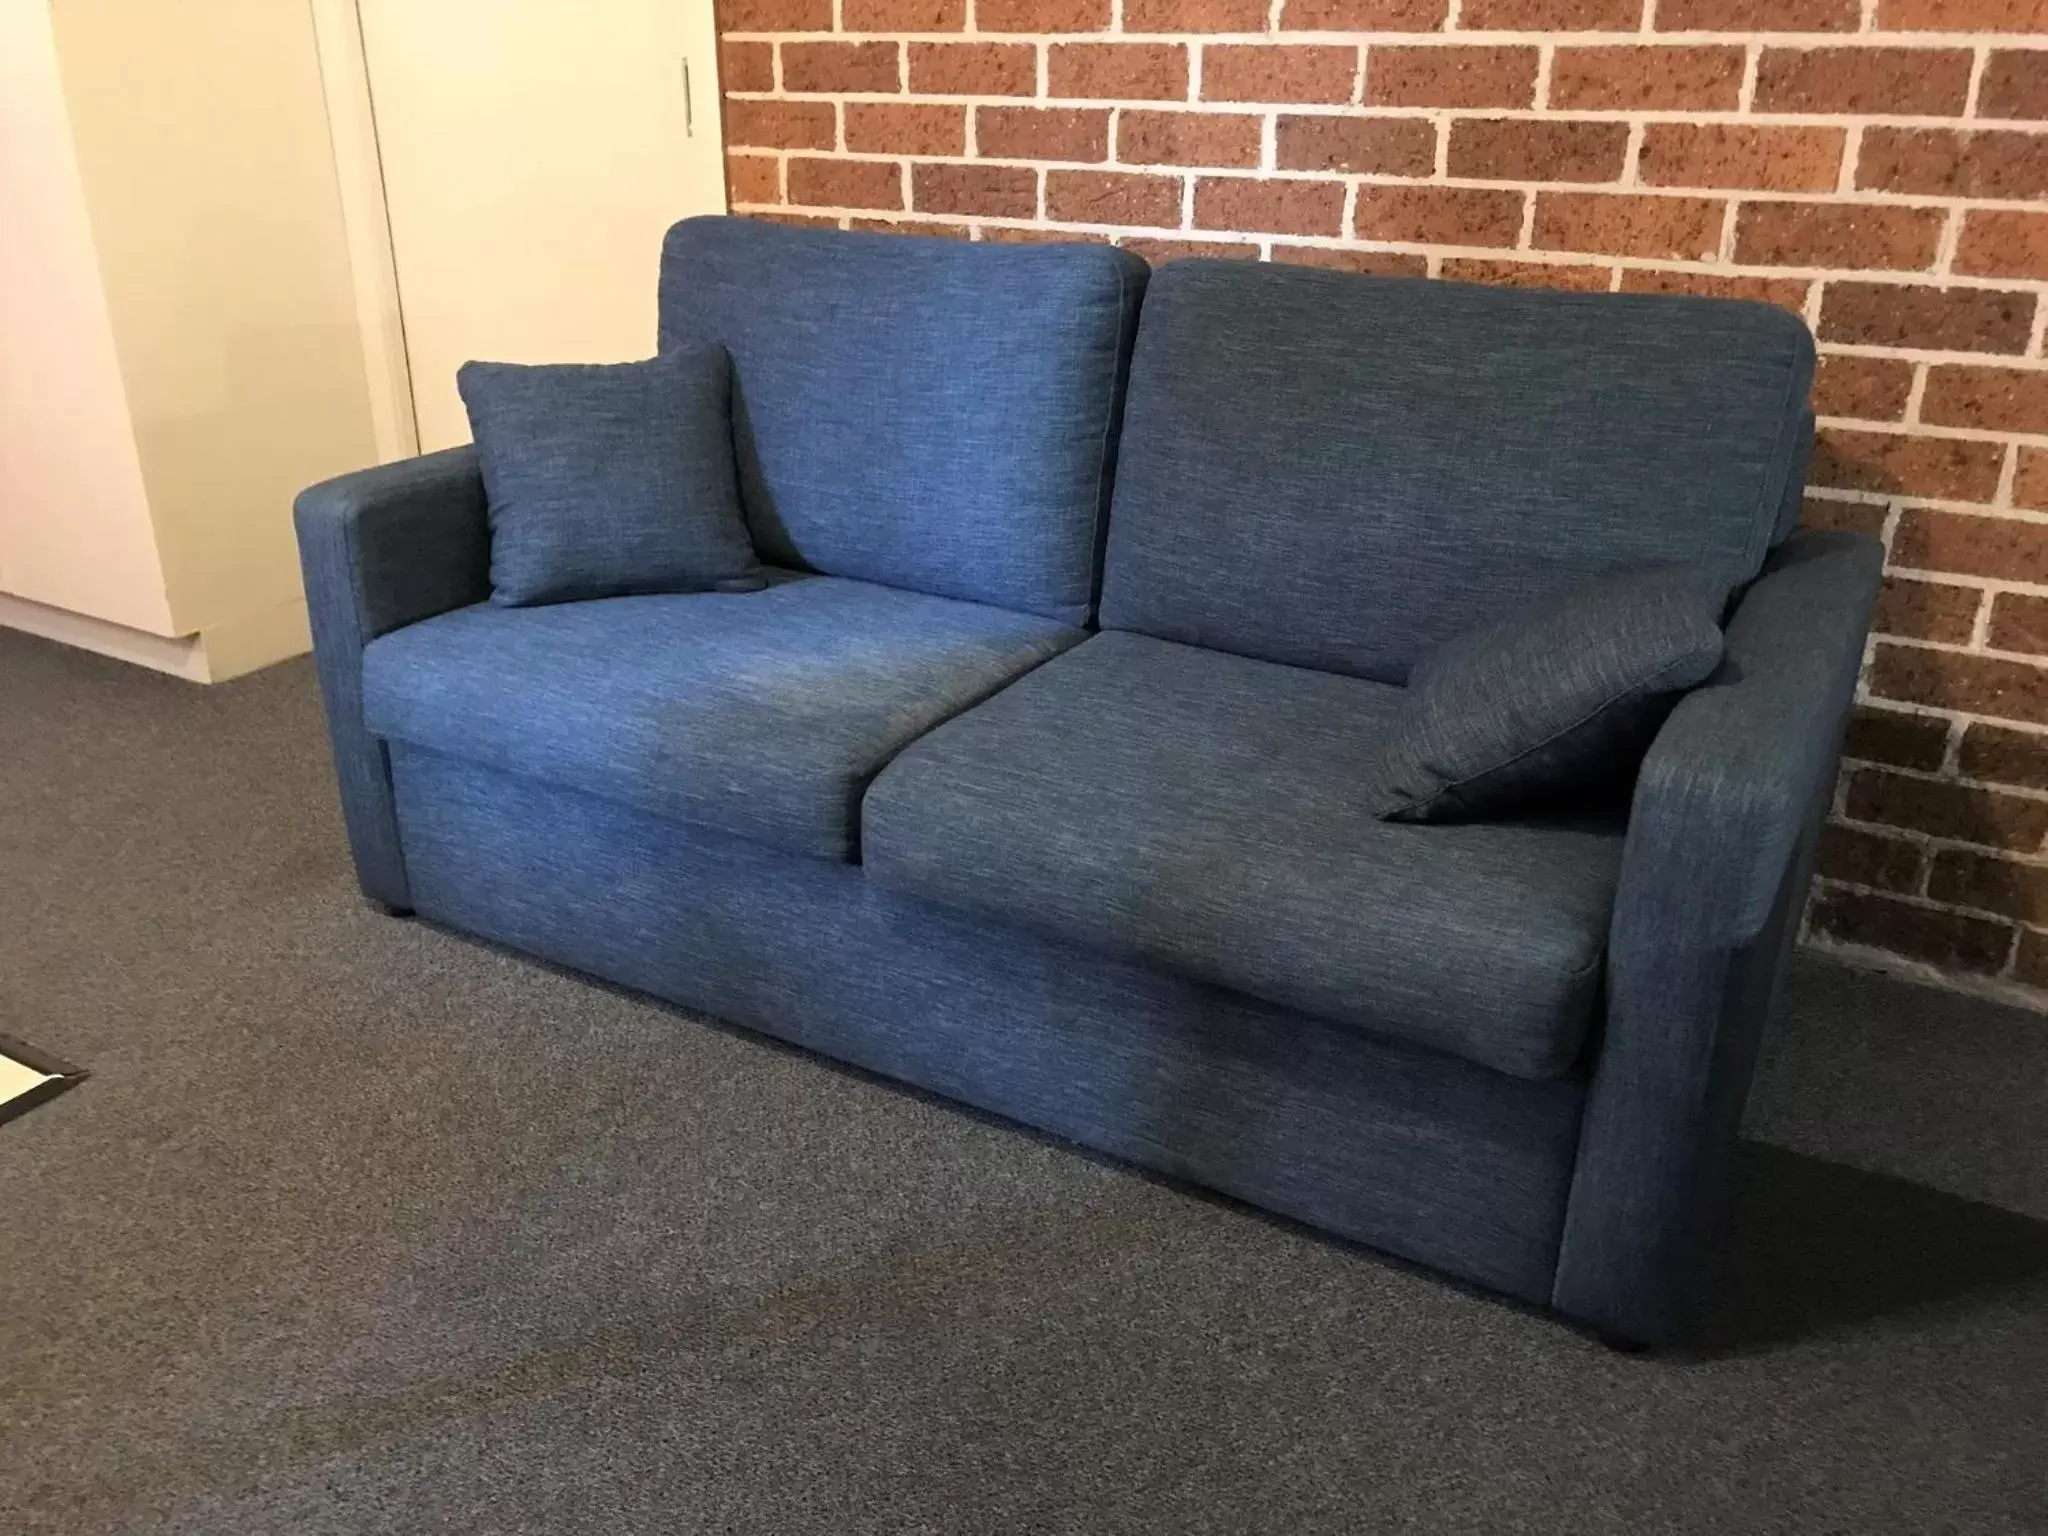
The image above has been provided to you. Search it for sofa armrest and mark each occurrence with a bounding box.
[1551,529,1883,1343]
[293,448,490,908]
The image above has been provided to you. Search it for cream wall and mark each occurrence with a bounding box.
[0,0,381,681]
[0,0,173,637]
[52,0,381,641]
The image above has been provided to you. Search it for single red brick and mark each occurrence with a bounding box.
[2020,925,2048,987]
[1448,119,1629,184]
[1619,268,1811,312]
[1205,45,1357,104]
[2016,448,2048,509]
[1981,51,2048,121]
[1955,211,2048,281]
[721,41,775,94]
[1548,47,1743,111]
[1120,236,1259,263]
[1922,366,2048,435]
[787,156,904,209]
[1808,431,2004,502]
[978,0,1110,29]
[1733,203,1945,273]
[1870,645,2048,731]
[1276,115,1435,175]
[1461,0,1639,27]
[1355,185,1525,247]
[1800,495,1888,538]
[1877,576,1983,644]
[912,162,1036,218]
[1818,283,2034,355]
[1895,509,2048,585]
[980,225,1109,245]
[841,0,965,28]
[1990,593,2048,656]
[1753,48,1974,117]
[1119,111,1263,169]
[1282,0,1450,25]
[1858,129,2048,201]
[1809,887,2015,974]
[725,99,836,152]
[848,217,970,238]
[1049,43,1189,101]
[723,0,833,29]
[1928,848,2048,923]
[1046,169,1182,227]
[1367,46,1537,109]
[782,41,901,94]
[1196,177,1348,237]
[978,106,1109,162]
[1638,124,1844,193]
[1441,258,1614,292]
[1532,193,1724,262]
[745,211,842,230]
[1813,355,1915,422]
[908,42,1035,96]
[1847,764,2048,846]
[847,103,964,156]
[1876,0,2048,30]
[1817,824,1927,893]
[1845,705,1953,771]
[1129,0,1268,27]
[726,154,781,206]
[1657,0,1857,26]
[1271,245,1430,276]
[1961,723,2048,790]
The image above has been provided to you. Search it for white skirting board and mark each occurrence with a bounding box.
[0,591,310,683]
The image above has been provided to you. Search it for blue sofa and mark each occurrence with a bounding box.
[296,217,1881,1346]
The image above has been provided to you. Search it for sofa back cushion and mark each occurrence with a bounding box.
[1099,260,1815,684]
[659,217,1147,625]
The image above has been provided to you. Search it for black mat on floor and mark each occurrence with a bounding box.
[2,627,2043,1535]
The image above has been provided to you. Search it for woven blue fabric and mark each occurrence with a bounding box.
[1367,564,1731,823]
[1101,261,1814,684]
[1554,530,1882,1342]
[864,631,1626,1081]
[295,220,1884,1344]
[360,576,1080,863]
[388,742,1587,1304]
[457,346,763,606]
[658,217,1146,624]
[292,448,491,909]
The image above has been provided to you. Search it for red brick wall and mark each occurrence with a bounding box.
[716,0,2048,1002]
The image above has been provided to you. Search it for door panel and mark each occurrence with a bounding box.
[356,0,726,452]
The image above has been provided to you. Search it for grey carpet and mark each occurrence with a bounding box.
[1,626,2044,1536]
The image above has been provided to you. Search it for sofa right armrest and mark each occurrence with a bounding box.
[1550,529,1884,1343]
[293,447,490,909]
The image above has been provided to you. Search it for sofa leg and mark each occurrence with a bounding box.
[1596,1331,1653,1356]
[370,898,415,919]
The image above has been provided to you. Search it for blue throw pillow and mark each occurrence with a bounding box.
[458,346,764,606]
[1366,565,1731,823]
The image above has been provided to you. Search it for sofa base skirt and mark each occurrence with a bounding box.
[387,744,1587,1309]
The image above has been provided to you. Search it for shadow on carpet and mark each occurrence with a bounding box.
[1693,1140,2048,1356]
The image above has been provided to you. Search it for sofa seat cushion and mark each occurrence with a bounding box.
[361,575,1081,862]
[862,632,1627,1080]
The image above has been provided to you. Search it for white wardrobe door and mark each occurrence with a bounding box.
[356,0,728,452]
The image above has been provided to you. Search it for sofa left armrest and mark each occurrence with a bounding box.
[294,448,490,909]
[1551,529,1884,1343]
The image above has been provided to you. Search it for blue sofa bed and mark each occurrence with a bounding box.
[296,217,1881,1346]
